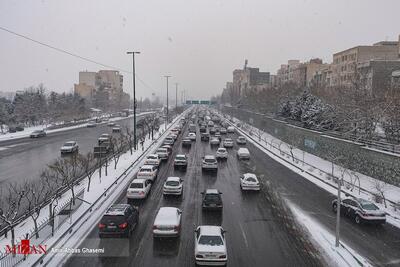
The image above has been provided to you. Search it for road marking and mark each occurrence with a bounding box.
[239,223,249,248]
[0,142,29,151]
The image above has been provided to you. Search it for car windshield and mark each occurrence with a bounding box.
[204,158,216,163]
[176,156,186,160]
[140,168,151,172]
[157,149,167,153]
[361,203,379,210]
[166,180,180,186]
[218,149,226,152]
[130,183,143,189]
[148,155,157,159]
[246,177,257,182]
[64,143,74,146]
[199,235,223,246]
[205,194,220,201]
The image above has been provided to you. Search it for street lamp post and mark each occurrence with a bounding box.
[127,51,140,150]
[164,75,171,129]
[175,83,178,110]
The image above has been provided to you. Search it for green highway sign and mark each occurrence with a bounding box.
[186,100,213,105]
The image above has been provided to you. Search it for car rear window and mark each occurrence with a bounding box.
[130,183,143,189]
[205,158,216,163]
[246,177,257,182]
[101,214,125,224]
[205,194,220,201]
[166,180,180,186]
[176,156,186,160]
[199,235,223,246]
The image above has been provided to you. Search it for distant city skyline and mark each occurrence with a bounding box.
[1,0,400,99]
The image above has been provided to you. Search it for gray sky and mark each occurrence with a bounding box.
[0,0,399,100]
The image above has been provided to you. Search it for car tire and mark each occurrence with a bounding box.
[332,203,338,213]
[355,215,362,224]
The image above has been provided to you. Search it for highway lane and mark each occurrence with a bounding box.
[65,119,322,267]
[0,114,151,185]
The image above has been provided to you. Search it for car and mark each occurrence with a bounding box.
[202,155,218,171]
[189,124,197,133]
[216,148,228,160]
[194,225,227,266]
[161,144,173,154]
[156,147,169,160]
[164,136,175,146]
[30,130,46,138]
[87,122,97,127]
[136,165,158,181]
[207,121,214,127]
[201,189,223,210]
[227,126,235,133]
[210,137,220,146]
[107,122,116,127]
[144,154,161,167]
[332,197,386,225]
[220,127,227,134]
[163,177,184,196]
[98,133,111,144]
[237,148,250,160]
[181,138,192,147]
[98,204,139,238]
[236,136,247,145]
[199,126,206,133]
[126,179,152,199]
[60,141,79,154]
[188,132,196,141]
[209,127,216,135]
[153,207,182,238]
[174,154,188,169]
[169,133,178,141]
[223,138,234,148]
[112,127,121,133]
[240,173,260,191]
[201,132,210,141]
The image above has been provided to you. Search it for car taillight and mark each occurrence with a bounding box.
[98,223,106,229]
[174,225,180,231]
[139,191,144,195]
[119,222,128,229]
[219,255,226,259]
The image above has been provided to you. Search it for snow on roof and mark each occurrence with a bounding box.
[204,155,216,159]
[154,207,180,225]
[205,189,220,194]
[199,225,222,235]
[243,173,257,179]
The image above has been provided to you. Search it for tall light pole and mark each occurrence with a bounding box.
[127,51,140,150]
[175,83,178,110]
[164,75,171,129]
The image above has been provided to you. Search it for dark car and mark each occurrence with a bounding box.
[15,125,24,131]
[201,132,210,142]
[199,126,206,133]
[332,197,386,225]
[98,204,139,238]
[182,138,192,147]
[209,127,216,135]
[201,189,223,211]
[30,130,46,138]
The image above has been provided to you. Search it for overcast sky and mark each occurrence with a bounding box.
[0,0,399,100]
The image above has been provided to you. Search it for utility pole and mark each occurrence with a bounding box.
[127,51,140,150]
[164,75,171,129]
[175,83,178,110]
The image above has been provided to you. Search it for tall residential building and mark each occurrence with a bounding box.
[232,61,270,97]
[276,60,300,85]
[331,38,400,87]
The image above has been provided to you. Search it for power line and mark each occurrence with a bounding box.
[0,25,156,93]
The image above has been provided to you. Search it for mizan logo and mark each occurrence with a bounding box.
[5,239,47,255]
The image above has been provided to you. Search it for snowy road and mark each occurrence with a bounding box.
[0,113,152,185]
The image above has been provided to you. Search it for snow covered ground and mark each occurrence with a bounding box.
[0,112,154,142]
[218,111,400,228]
[0,109,189,267]
[288,201,373,267]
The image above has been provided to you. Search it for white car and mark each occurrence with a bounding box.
[60,141,79,154]
[236,136,247,145]
[107,122,116,127]
[153,207,182,237]
[210,137,220,146]
[163,177,183,196]
[156,147,169,161]
[98,133,111,144]
[220,127,227,134]
[240,173,260,191]
[227,126,235,133]
[194,225,227,266]
[169,133,178,141]
[202,155,218,171]
[223,138,234,148]
[216,148,228,160]
[144,154,161,167]
[237,148,250,160]
[188,132,196,141]
[136,165,158,181]
[164,136,175,145]
[126,179,152,199]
